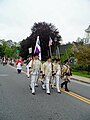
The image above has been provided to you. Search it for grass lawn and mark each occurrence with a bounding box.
[72,71,90,78]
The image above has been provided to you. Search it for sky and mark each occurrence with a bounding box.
[0,0,90,43]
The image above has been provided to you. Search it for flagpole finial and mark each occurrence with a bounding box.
[37,36,39,39]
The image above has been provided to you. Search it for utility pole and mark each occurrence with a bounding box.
[49,46,52,57]
[65,49,69,59]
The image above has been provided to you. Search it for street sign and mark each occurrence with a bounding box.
[28,48,32,54]
[16,50,20,54]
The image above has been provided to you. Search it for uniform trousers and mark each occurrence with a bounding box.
[26,65,30,77]
[51,75,56,87]
[42,76,50,94]
[56,74,61,92]
[31,71,38,93]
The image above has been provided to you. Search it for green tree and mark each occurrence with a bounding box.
[20,22,62,60]
[72,43,90,74]
[0,39,8,57]
[75,45,90,66]
[60,43,73,62]
[0,39,20,58]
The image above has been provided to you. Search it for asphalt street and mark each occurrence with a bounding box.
[0,64,90,120]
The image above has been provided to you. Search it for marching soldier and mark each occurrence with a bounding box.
[61,59,72,92]
[28,55,35,89]
[51,58,57,88]
[30,53,42,95]
[26,56,31,78]
[42,56,52,95]
[55,59,61,93]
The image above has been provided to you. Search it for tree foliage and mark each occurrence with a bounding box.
[20,22,62,59]
[75,45,90,66]
[0,39,20,58]
[60,43,73,62]
[71,43,90,74]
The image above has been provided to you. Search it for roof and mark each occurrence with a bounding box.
[85,25,90,32]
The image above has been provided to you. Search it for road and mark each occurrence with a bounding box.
[0,64,90,120]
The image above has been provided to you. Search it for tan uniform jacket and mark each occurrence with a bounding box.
[56,64,61,76]
[61,64,71,81]
[53,63,58,74]
[42,61,52,77]
[30,59,42,74]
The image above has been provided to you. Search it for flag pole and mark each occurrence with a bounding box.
[65,49,69,59]
[49,37,53,57]
[57,46,60,58]
[49,46,52,57]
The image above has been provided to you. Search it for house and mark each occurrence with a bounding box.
[84,25,90,44]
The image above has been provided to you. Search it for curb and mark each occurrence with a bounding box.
[71,78,90,84]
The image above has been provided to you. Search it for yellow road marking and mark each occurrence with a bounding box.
[22,70,27,74]
[61,88,90,105]
[51,84,90,105]
[8,64,90,105]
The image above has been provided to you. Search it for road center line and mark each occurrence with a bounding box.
[61,89,90,105]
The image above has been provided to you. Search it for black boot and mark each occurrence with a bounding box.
[65,81,69,92]
[61,81,66,88]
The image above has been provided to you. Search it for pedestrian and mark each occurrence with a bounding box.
[61,59,72,92]
[10,58,15,66]
[16,57,23,74]
[30,53,42,95]
[42,56,52,95]
[2,56,7,66]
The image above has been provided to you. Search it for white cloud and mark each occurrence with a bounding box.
[0,0,90,43]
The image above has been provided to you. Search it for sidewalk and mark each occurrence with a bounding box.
[71,75,90,84]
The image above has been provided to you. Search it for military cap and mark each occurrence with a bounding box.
[64,59,69,63]
[46,56,51,60]
[33,53,39,57]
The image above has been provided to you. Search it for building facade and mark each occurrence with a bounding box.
[84,25,90,44]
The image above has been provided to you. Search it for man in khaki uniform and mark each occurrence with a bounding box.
[61,59,72,92]
[55,59,61,93]
[28,55,35,89]
[51,58,57,88]
[42,56,52,95]
[26,57,31,78]
[30,53,42,95]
